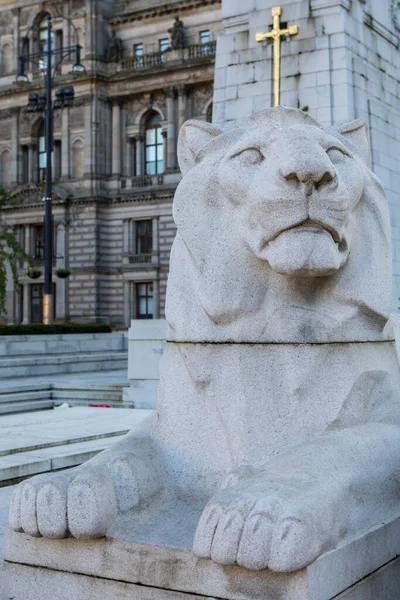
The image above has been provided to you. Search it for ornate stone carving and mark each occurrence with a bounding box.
[8,108,400,581]
[19,111,37,137]
[190,84,213,117]
[125,93,157,126]
[70,0,85,17]
[44,1,64,18]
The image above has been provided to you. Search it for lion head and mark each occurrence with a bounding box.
[166,107,393,344]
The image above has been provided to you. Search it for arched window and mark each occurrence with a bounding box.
[145,112,163,175]
[2,44,12,75]
[72,139,84,179]
[0,149,12,187]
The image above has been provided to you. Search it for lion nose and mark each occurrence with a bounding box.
[281,163,335,196]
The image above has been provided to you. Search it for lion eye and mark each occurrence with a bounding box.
[236,148,264,165]
[326,147,346,163]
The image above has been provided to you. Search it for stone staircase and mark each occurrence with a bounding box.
[0,333,129,414]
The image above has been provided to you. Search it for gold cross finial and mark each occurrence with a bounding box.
[256,6,298,107]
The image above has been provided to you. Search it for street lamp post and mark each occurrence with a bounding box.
[15,14,85,324]
[43,15,53,324]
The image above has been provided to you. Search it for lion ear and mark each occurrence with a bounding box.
[338,119,371,167]
[178,119,223,175]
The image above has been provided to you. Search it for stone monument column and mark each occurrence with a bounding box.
[11,109,19,185]
[136,135,144,176]
[112,101,122,176]
[176,85,187,129]
[61,107,70,180]
[165,87,176,170]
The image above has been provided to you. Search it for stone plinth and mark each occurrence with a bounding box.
[3,511,400,600]
[125,319,167,409]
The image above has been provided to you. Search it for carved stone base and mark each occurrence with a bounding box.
[3,511,400,600]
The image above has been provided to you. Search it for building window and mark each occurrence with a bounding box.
[145,112,163,175]
[135,220,152,256]
[32,224,44,260]
[136,282,153,319]
[200,30,211,44]
[134,43,143,56]
[38,16,54,71]
[159,38,169,53]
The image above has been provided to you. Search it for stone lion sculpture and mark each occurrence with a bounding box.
[9,107,400,574]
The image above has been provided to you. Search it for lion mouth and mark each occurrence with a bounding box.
[268,220,343,248]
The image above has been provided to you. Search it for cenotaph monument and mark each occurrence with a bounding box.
[3,106,400,599]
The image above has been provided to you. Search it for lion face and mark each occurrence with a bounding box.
[217,123,364,277]
[169,107,392,343]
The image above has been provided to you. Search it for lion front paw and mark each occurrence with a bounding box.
[9,451,155,539]
[193,474,337,572]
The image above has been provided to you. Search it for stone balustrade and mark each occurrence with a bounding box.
[117,41,216,74]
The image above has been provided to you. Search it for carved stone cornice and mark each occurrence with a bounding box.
[111,0,221,26]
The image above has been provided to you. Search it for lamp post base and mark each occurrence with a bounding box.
[43,293,52,325]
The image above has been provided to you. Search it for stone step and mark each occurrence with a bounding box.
[0,332,128,358]
[0,435,126,485]
[52,389,123,402]
[0,390,51,404]
[0,377,129,414]
[0,352,128,379]
[0,399,54,415]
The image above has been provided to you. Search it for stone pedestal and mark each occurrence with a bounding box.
[3,511,400,600]
[124,319,167,409]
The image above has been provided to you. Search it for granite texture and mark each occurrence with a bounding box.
[7,108,400,580]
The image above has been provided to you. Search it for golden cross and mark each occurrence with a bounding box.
[256,6,298,107]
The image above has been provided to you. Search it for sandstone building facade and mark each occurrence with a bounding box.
[1,0,221,326]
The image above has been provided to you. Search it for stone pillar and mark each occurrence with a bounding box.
[112,102,121,176]
[136,136,144,176]
[28,143,35,184]
[123,219,131,254]
[11,8,20,73]
[165,87,176,171]
[177,85,188,130]
[84,97,96,180]
[11,110,19,185]
[24,225,31,261]
[123,280,130,327]
[152,217,159,263]
[14,284,21,324]
[61,107,70,180]
[162,131,167,173]
[22,284,29,324]
[153,279,160,319]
